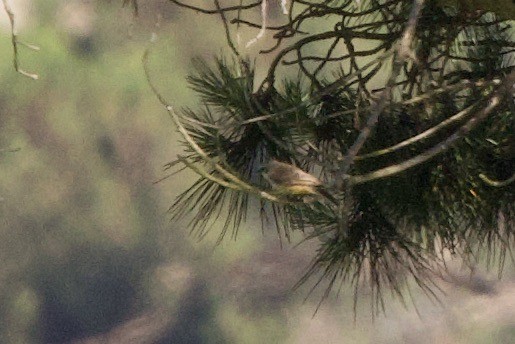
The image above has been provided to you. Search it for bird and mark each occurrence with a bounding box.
[261,159,337,203]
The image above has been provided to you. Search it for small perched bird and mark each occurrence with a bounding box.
[261,159,337,203]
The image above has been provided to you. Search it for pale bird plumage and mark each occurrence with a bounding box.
[262,160,337,203]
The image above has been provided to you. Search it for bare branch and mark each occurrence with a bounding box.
[214,0,241,58]
[339,0,426,175]
[2,0,39,79]
[169,0,261,14]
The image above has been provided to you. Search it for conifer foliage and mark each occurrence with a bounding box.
[158,0,514,311]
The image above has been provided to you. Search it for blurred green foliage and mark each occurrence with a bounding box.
[0,1,243,342]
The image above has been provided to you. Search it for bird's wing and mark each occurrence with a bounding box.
[267,160,321,186]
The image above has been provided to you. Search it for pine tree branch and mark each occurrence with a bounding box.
[163,0,515,313]
[356,79,502,160]
[349,69,515,185]
[236,77,489,127]
[234,50,394,128]
[340,0,426,174]
[479,173,515,187]
[143,48,281,203]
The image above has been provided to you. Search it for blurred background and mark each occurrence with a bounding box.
[0,1,514,343]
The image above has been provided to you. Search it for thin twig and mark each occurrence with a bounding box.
[2,0,39,79]
[214,0,241,58]
[340,0,426,174]
[169,0,261,14]
[283,43,388,65]
[260,27,393,90]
